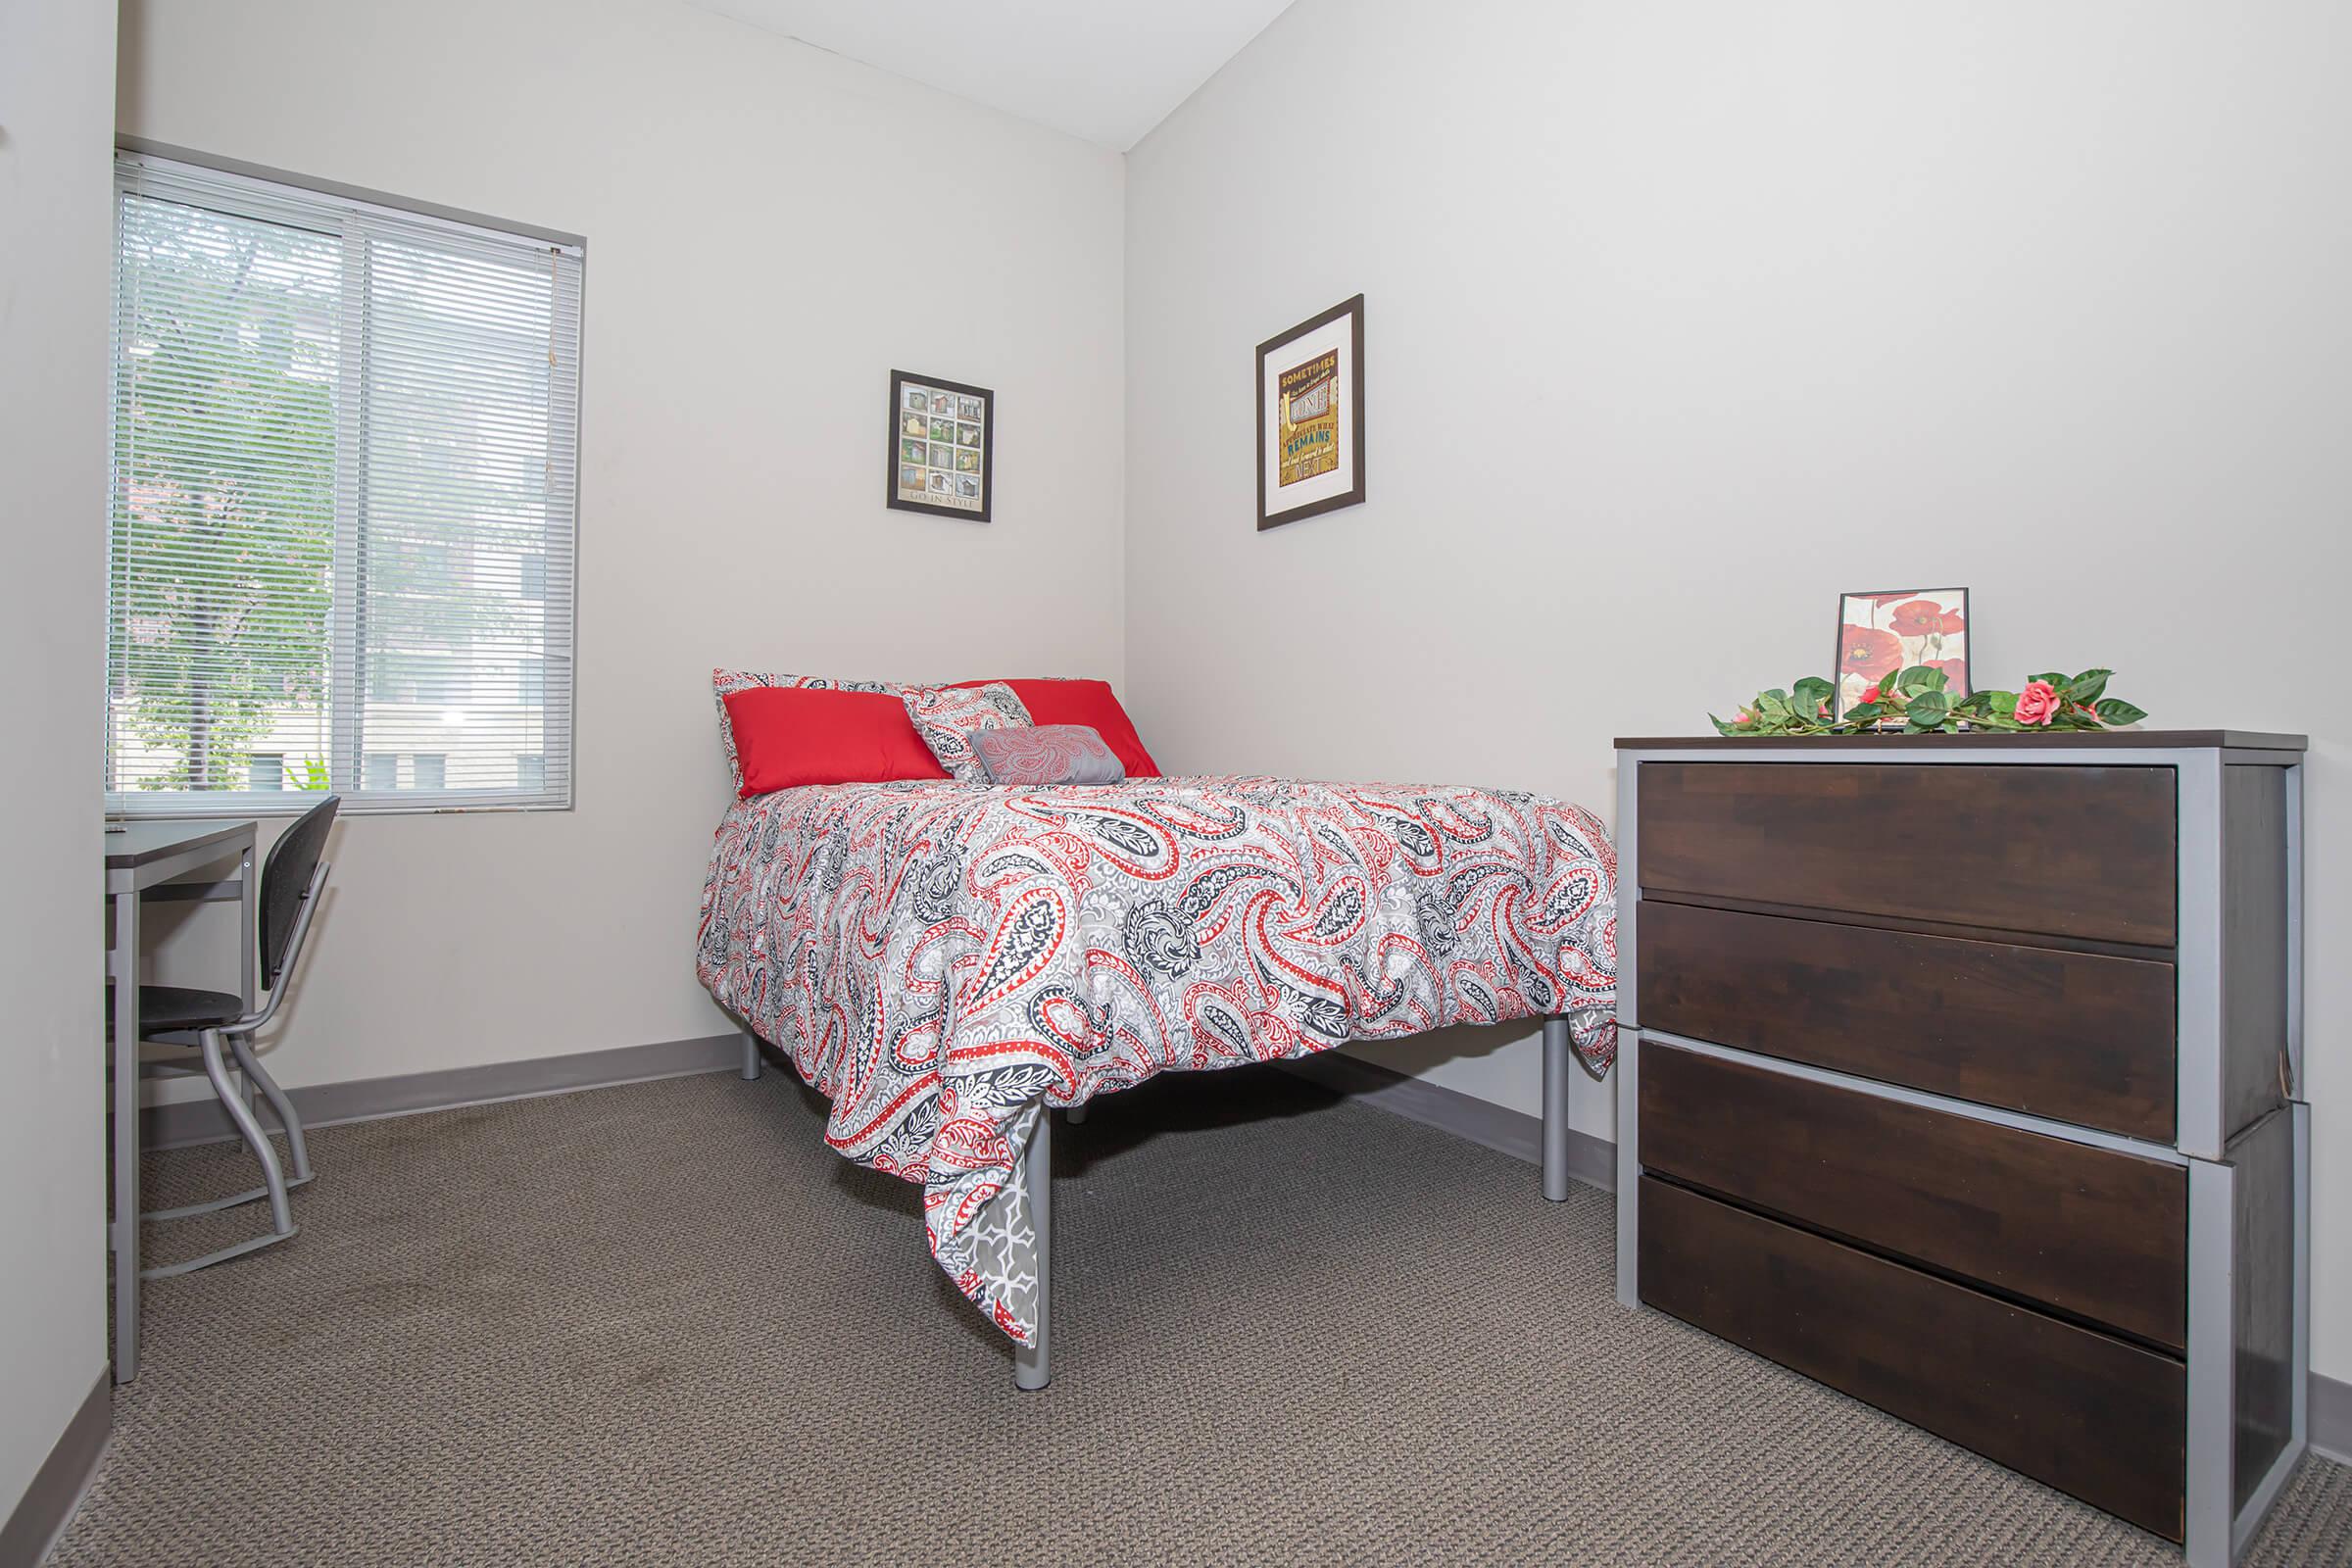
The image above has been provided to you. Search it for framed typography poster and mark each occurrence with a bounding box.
[888,369,993,522]
[1255,294,1364,530]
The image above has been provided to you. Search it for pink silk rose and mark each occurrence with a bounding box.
[2014,679,2060,727]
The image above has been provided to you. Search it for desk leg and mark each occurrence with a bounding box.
[111,889,142,1385]
[236,841,259,1130]
[238,841,257,1009]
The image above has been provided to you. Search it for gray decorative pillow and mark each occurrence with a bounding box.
[902,681,1033,782]
[972,724,1126,787]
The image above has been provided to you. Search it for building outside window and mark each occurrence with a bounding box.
[107,150,581,814]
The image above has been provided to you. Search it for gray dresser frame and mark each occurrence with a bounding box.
[1612,739,2310,1567]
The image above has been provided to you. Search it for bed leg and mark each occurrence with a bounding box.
[1542,1017,1572,1201]
[1064,1102,1088,1126]
[740,1030,761,1081]
[1013,1108,1053,1392]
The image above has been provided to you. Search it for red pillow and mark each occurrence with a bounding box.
[721,687,949,797]
[956,678,1159,777]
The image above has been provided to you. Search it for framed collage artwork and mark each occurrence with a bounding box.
[888,370,993,521]
[1255,294,1364,530]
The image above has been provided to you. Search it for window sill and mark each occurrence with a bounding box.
[108,795,574,821]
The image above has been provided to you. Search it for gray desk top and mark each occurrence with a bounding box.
[103,817,257,870]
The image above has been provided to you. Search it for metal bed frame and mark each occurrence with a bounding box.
[738,1014,1587,1392]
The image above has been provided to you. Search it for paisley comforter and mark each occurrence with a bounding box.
[696,775,1618,1345]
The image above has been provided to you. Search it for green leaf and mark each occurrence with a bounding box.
[1896,664,1947,695]
[2093,697,2148,727]
[2067,668,2112,703]
[1906,691,1952,727]
[1840,701,1883,727]
[1709,713,1738,736]
[1791,676,1835,718]
[2027,671,2067,691]
[1970,711,2023,732]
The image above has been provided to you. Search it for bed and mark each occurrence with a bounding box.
[696,769,1619,1389]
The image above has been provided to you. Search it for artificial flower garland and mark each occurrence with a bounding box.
[1712,666,2147,737]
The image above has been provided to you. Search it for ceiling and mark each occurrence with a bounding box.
[689,0,1298,150]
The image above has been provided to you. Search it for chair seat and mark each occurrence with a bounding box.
[107,983,244,1034]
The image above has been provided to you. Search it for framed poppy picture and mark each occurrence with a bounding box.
[1836,588,1969,719]
[887,369,992,521]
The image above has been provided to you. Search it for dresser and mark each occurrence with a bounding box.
[1611,733,2309,1566]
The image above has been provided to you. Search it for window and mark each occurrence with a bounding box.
[108,151,581,814]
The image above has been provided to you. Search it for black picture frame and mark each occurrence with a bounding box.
[887,369,994,522]
[1256,294,1365,530]
[1834,586,1972,721]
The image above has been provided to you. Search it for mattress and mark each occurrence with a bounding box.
[697,774,1618,1343]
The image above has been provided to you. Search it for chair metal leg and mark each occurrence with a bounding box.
[228,1031,311,1185]
[204,1028,290,1237]
[142,1029,300,1279]
[145,1034,314,1222]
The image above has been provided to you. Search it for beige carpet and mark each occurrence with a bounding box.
[54,1064,2351,1565]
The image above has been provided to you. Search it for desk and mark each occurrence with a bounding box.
[105,817,258,1385]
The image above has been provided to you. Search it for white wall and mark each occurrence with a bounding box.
[116,0,1126,1089]
[1125,0,2352,1377]
[0,0,116,1524]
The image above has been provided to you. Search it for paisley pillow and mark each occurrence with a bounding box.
[972,724,1126,787]
[952,677,1160,777]
[711,668,903,793]
[902,681,1033,781]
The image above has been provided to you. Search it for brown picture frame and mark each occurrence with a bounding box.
[887,369,994,523]
[1255,294,1365,530]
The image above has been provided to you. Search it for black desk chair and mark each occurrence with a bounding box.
[124,794,338,1277]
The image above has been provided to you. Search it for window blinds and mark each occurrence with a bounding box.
[109,151,581,814]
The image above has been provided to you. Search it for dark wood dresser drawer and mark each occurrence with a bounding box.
[1640,1040,2188,1349]
[1617,734,2310,1556]
[1637,900,2177,1140]
[1637,762,2177,945]
[1640,1175,2186,1541]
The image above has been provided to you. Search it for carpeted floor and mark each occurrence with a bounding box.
[53,1064,2351,1565]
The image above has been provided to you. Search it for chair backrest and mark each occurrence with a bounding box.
[261,795,339,991]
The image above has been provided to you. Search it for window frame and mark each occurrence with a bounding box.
[107,143,585,819]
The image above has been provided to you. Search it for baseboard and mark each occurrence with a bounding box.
[1277,1051,1614,1194]
[0,1369,108,1568]
[2314,1370,2352,1465]
[143,1032,742,1150]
